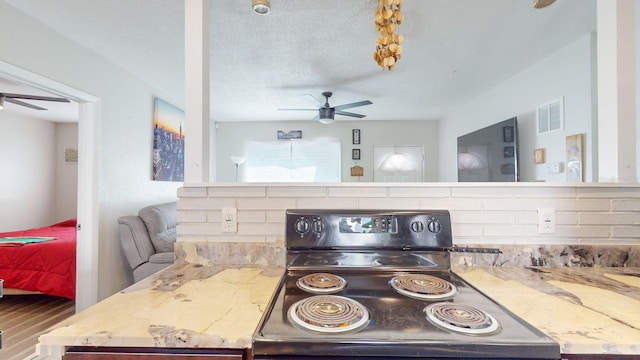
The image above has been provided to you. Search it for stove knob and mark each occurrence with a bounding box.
[427,220,442,233]
[311,218,326,234]
[294,218,310,234]
[410,221,424,233]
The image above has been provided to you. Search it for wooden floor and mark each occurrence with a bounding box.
[0,294,75,360]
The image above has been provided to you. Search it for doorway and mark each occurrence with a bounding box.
[0,61,100,311]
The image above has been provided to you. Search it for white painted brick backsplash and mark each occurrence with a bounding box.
[237,197,297,210]
[612,226,640,238]
[177,210,207,223]
[296,197,359,209]
[358,197,421,209]
[452,211,516,224]
[388,186,451,198]
[580,213,640,225]
[267,186,327,197]
[177,184,640,245]
[208,186,266,198]
[451,187,516,198]
[328,186,388,198]
[612,199,640,211]
[177,187,207,197]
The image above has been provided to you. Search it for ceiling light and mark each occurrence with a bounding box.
[252,0,270,15]
[374,0,404,71]
[533,0,556,9]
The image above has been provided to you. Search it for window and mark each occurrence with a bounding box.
[244,138,341,182]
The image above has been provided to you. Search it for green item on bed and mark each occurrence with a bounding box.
[0,236,57,245]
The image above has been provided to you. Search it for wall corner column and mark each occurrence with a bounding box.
[597,0,637,183]
[184,0,210,183]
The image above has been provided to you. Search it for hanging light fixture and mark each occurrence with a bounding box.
[533,0,556,9]
[373,0,404,71]
[252,0,270,15]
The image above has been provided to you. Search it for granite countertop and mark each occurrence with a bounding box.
[35,264,640,358]
[453,266,640,356]
[34,264,284,359]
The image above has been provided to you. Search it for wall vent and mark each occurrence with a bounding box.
[537,97,564,134]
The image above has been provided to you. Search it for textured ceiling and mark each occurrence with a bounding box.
[3,0,596,123]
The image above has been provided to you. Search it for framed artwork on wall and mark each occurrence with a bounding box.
[153,98,185,182]
[352,129,361,144]
[534,148,545,164]
[64,147,78,164]
[503,146,514,158]
[566,133,584,182]
[503,126,514,142]
[352,148,361,160]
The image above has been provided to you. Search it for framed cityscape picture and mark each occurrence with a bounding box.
[153,98,185,182]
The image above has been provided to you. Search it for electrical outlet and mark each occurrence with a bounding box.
[221,207,237,233]
[537,208,555,234]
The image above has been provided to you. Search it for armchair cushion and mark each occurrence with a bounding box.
[138,202,177,253]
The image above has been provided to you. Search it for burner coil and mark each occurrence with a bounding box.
[288,295,369,334]
[424,302,500,335]
[297,273,346,294]
[390,274,457,300]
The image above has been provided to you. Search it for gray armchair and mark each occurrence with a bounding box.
[118,202,176,282]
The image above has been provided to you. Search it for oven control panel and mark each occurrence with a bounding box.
[286,209,452,249]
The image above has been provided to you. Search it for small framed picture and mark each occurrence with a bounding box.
[64,147,78,163]
[503,146,514,158]
[352,148,361,160]
[352,129,361,145]
[503,126,514,143]
[534,148,545,164]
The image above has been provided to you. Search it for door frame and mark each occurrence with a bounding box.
[0,61,99,311]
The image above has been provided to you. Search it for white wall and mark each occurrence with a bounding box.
[439,34,596,183]
[55,123,79,222]
[215,120,440,182]
[0,112,56,231]
[0,2,181,299]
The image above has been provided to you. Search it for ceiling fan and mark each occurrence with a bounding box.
[0,92,70,111]
[279,91,372,124]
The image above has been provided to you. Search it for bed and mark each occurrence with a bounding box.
[0,219,76,299]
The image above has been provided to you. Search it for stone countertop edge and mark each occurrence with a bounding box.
[453,266,640,356]
[36,264,640,357]
[35,264,284,355]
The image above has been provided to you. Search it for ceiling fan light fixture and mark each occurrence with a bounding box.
[533,0,556,9]
[252,0,270,15]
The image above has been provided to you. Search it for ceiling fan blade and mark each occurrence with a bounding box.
[4,97,47,110]
[334,100,373,111]
[3,93,70,103]
[312,114,320,121]
[335,110,366,118]
[277,108,318,111]
[301,94,323,107]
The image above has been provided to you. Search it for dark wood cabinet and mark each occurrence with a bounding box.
[63,346,245,360]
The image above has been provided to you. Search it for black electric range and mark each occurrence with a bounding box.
[252,209,560,359]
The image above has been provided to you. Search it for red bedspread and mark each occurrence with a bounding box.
[0,219,76,299]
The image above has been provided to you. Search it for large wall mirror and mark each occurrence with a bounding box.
[206,0,632,184]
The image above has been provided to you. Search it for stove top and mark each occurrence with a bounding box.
[252,210,560,359]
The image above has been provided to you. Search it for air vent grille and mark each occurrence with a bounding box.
[537,97,564,134]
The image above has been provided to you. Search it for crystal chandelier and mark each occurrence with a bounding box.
[373,0,404,70]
